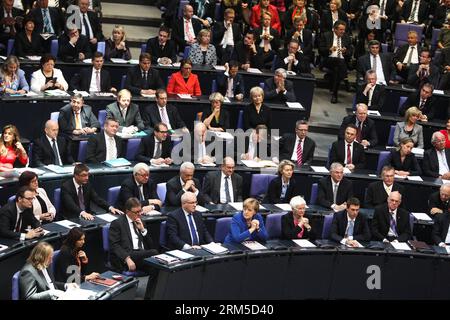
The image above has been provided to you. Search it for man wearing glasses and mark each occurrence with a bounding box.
[136,122,173,165]
[58,28,92,62]
[0,186,43,240]
[279,120,316,167]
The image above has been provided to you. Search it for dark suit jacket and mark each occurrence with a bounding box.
[58,104,100,136]
[117,175,160,211]
[365,181,405,208]
[212,21,242,46]
[429,191,450,215]
[171,17,202,51]
[319,31,353,61]
[125,65,164,95]
[53,246,88,283]
[330,210,371,242]
[216,72,245,97]
[233,41,265,69]
[0,6,23,36]
[400,0,428,24]
[357,53,395,83]
[329,140,366,169]
[275,49,311,74]
[243,103,272,130]
[371,203,411,242]
[399,91,438,119]
[284,28,314,60]
[393,44,422,67]
[281,212,316,240]
[105,102,145,131]
[263,78,296,103]
[320,9,348,33]
[355,84,386,110]
[76,10,103,41]
[386,150,422,176]
[142,103,186,130]
[338,115,378,147]
[167,208,213,249]
[109,214,155,271]
[135,134,172,163]
[202,171,243,204]
[14,31,44,57]
[165,175,207,207]
[0,202,40,239]
[263,177,301,204]
[432,212,450,245]
[60,178,110,219]
[145,36,177,63]
[32,135,74,167]
[58,33,92,62]
[279,133,315,164]
[407,63,440,88]
[30,6,63,35]
[317,176,353,208]
[422,148,450,178]
[70,67,113,92]
[254,27,280,51]
[200,107,231,130]
[19,263,64,300]
[85,133,123,164]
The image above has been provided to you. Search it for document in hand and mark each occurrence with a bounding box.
[201,242,229,254]
[242,241,267,250]
[89,277,119,287]
[154,253,180,265]
[103,158,131,168]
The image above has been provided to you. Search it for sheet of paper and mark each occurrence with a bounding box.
[143,210,162,216]
[128,59,139,64]
[150,163,170,168]
[411,148,424,156]
[109,58,129,64]
[141,93,156,98]
[96,213,118,223]
[346,240,364,248]
[195,205,209,212]
[44,89,69,96]
[367,110,381,116]
[58,288,96,300]
[223,97,231,103]
[82,58,92,64]
[292,239,316,248]
[55,220,81,229]
[0,244,9,252]
[177,93,192,99]
[26,56,42,61]
[242,241,267,250]
[343,167,352,174]
[167,249,195,260]
[172,62,181,67]
[391,242,411,251]
[72,90,90,97]
[433,89,445,95]
[446,247,450,254]
[286,71,296,76]
[311,166,329,173]
[411,212,432,221]
[44,165,74,174]
[229,202,243,211]
[201,242,229,254]
[407,176,423,182]
[199,162,216,167]
[286,102,304,110]
[246,68,262,74]
[394,174,407,179]
[25,91,38,97]
[15,168,46,175]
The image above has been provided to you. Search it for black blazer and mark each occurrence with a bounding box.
[243,103,272,130]
[338,115,378,147]
[393,44,422,67]
[32,135,74,167]
[356,53,395,83]
[70,67,113,92]
[58,33,92,62]
[399,91,438,119]
[167,208,213,249]
[386,150,422,176]
[117,175,160,211]
[365,181,405,208]
[0,202,40,239]
[76,10,103,41]
[53,246,88,283]
[202,171,243,204]
[400,0,428,24]
[320,9,348,33]
[429,191,450,215]
[432,212,450,245]
[281,212,316,240]
[232,41,265,69]
[135,133,172,163]
[60,178,110,219]
[407,63,441,89]
[263,78,296,103]
[422,148,450,178]
[319,31,353,61]
[14,31,44,57]
[317,176,353,208]
[30,6,63,35]
[355,84,386,111]
[58,104,101,136]
[125,65,164,95]
[165,175,207,207]
[109,214,155,271]
[201,107,231,131]
[85,133,123,164]
[371,203,411,242]
[216,72,245,97]
[330,210,371,242]
[279,133,316,164]
[284,28,314,60]
[104,39,131,61]
[329,140,366,169]
[263,177,301,204]
[211,21,242,46]
[171,17,202,51]
[254,27,280,51]
[142,103,186,130]
[275,49,311,74]
[145,36,177,63]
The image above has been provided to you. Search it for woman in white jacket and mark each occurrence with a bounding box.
[30,54,68,93]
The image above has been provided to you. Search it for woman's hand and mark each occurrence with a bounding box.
[15,141,26,154]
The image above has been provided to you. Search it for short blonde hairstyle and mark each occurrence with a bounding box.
[117,88,131,100]
[209,92,224,103]
[250,86,264,99]
[112,25,126,42]
[197,29,211,42]
[331,0,342,8]
[404,106,421,122]
[243,197,260,212]
[278,160,295,175]
[27,242,53,270]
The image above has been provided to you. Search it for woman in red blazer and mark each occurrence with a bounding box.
[166,59,202,96]
[250,0,281,33]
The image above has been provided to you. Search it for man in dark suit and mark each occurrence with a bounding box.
[399,83,438,120]
[275,39,311,75]
[429,183,450,216]
[423,131,450,178]
[58,93,100,136]
[125,52,164,96]
[167,191,213,250]
[432,192,450,246]
[317,162,354,211]
[407,49,441,89]
[371,191,412,242]
[0,0,23,50]
[142,89,188,132]
[212,8,242,64]
[330,124,366,171]
[279,120,316,166]
[217,61,245,100]
[70,52,116,93]
[263,68,296,103]
[30,0,63,36]
[254,12,280,53]
[32,120,74,167]
[338,103,378,148]
[109,197,159,299]
[233,30,266,70]
[330,197,371,246]
[400,0,429,24]
[0,186,43,240]
[171,4,202,52]
[117,163,162,213]
[438,47,450,90]
[165,161,207,206]
[284,17,314,63]
[203,157,243,204]
[366,165,405,208]
[145,26,177,65]
[58,27,92,62]
[85,118,123,163]
[136,122,173,165]
[319,20,353,103]
[393,31,422,81]
[60,163,121,220]
[105,89,145,133]
[355,70,386,110]
[356,40,394,85]
[76,0,104,52]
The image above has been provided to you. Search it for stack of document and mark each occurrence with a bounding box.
[103,158,131,168]
[96,213,118,223]
[44,165,74,174]
[242,241,267,250]
[55,220,81,229]
[390,242,411,251]
[154,253,180,265]
[44,89,69,97]
[286,102,304,110]
[201,242,229,254]
[166,250,195,260]
[292,239,316,248]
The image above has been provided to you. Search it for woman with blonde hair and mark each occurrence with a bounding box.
[264,160,300,203]
[385,137,422,177]
[393,106,424,148]
[105,25,131,61]
[188,29,217,66]
[201,92,230,131]
[0,55,29,94]
[243,86,272,130]
[0,124,28,172]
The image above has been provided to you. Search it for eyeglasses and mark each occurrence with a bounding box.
[23,197,35,201]
[129,209,142,215]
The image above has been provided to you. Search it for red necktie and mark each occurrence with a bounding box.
[346,143,352,165]
[296,139,303,167]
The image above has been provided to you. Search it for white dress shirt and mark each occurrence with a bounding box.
[220,21,234,48]
[183,18,195,42]
[219,172,234,203]
[371,54,386,85]
[437,149,450,175]
[402,45,419,64]
[290,137,303,161]
[89,68,101,92]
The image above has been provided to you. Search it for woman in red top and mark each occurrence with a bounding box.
[440,119,450,149]
[250,0,281,33]
[166,59,202,96]
[0,124,28,171]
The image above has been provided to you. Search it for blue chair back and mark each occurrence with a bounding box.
[96,41,105,55]
[50,39,59,57]
[397,96,408,114]
[50,250,60,274]
[211,79,218,93]
[159,221,168,250]
[259,82,265,90]
[376,151,390,174]
[409,213,414,235]
[8,195,15,203]
[12,271,20,300]
[249,174,277,199]
[50,111,60,121]
[102,224,110,252]
[394,23,423,48]
[125,138,141,161]
[387,125,396,146]
[98,109,107,127]
[309,183,318,205]
[214,217,232,242]
[270,54,278,72]
[431,28,441,54]
[77,140,88,162]
[107,186,121,206]
[236,110,244,129]
[53,187,61,213]
[266,213,284,239]
[7,38,14,55]
[381,42,389,53]
[321,214,333,239]
[141,43,147,54]
[178,0,189,18]
[120,75,127,90]
[157,182,167,205]
[183,46,191,59]
[214,2,221,20]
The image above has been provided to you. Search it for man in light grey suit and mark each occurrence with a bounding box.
[203,157,243,204]
[105,89,145,133]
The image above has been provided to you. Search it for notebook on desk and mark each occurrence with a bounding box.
[103,158,131,168]
[89,277,119,287]
[408,240,434,253]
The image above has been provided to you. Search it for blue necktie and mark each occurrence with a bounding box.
[389,213,398,237]
[224,176,231,203]
[188,214,199,245]
[346,220,354,237]
[83,13,91,39]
